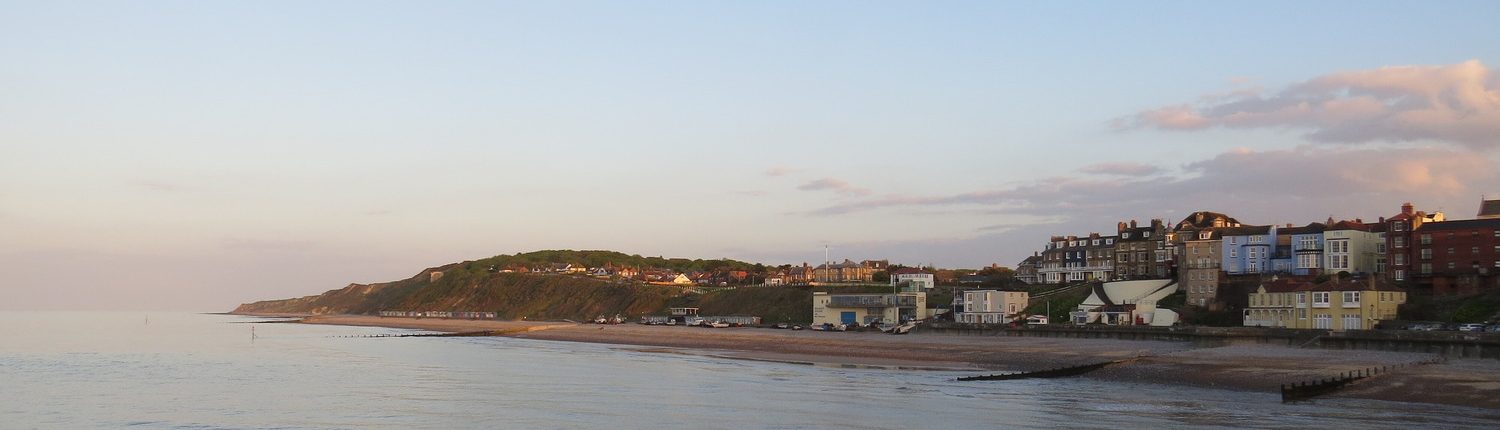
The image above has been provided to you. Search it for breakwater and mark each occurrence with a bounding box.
[956,359,1129,381]
[923,323,1500,359]
[1280,357,1446,402]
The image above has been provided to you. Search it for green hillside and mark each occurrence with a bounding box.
[232,250,888,322]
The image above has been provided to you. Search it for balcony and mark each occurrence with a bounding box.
[826,295,917,308]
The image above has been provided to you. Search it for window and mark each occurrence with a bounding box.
[1394,269,1405,280]
[1421,249,1432,260]
[1447,247,1455,255]
[1230,248,1237,258]
[1421,263,1431,274]
[1393,221,1405,231]
[1447,262,1455,269]
[1315,314,1332,329]
[1394,254,1406,265]
[1420,234,1432,245]
[1394,237,1406,248]
[1342,291,1360,307]
[1313,292,1330,307]
[1473,247,1480,255]
[1343,314,1362,330]
[1200,232,1211,240]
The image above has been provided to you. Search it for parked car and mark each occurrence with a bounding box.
[708,321,730,328]
[773,323,789,329]
[1458,323,1486,332]
[791,325,804,331]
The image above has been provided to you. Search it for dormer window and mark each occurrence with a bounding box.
[1199,232,1211,240]
[1123,233,1131,239]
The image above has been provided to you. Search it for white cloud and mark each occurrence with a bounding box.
[796,177,871,197]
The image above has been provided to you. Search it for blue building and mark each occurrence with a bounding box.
[1221,226,1274,275]
[1284,223,1327,276]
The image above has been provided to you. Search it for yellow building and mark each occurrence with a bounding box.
[812,291,928,326]
[1244,278,1405,330]
[812,259,875,283]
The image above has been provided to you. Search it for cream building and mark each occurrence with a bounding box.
[812,291,929,326]
[1322,220,1386,277]
[957,290,1029,324]
[1243,278,1405,330]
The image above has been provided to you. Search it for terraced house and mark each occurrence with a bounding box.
[1113,219,1171,280]
[1037,233,1115,284]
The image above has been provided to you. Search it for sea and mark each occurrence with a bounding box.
[1,312,1495,429]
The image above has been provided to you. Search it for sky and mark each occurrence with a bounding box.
[3,1,1499,311]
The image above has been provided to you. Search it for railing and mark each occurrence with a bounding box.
[826,295,917,308]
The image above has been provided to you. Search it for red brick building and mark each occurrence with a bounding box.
[1410,218,1500,295]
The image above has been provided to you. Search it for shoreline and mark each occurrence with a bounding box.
[246,313,1500,410]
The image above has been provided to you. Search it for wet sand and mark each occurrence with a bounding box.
[271,314,1500,410]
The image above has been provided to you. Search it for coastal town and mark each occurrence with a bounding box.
[375,197,1500,335]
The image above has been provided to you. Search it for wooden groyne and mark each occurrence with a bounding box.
[955,359,1129,381]
[1279,357,1446,402]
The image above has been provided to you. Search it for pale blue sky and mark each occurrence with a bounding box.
[3,1,1498,310]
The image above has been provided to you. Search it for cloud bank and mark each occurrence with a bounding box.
[1125,60,1500,149]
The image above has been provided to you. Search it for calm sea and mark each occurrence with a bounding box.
[0,312,1494,429]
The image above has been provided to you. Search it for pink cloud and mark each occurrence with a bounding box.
[1079,162,1164,177]
[764,166,800,177]
[1125,60,1500,149]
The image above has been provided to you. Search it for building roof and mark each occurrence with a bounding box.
[1175,211,1242,231]
[1324,220,1373,232]
[1261,277,1404,293]
[1117,226,1157,242]
[1217,225,1273,236]
[890,268,930,276]
[1481,198,1500,219]
[1413,218,1500,232]
[1281,223,1327,235]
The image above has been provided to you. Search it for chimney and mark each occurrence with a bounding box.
[1118,221,1127,232]
[1402,202,1415,216]
[1130,220,1138,229]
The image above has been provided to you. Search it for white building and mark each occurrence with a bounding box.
[958,290,1029,324]
[1071,279,1179,326]
[890,268,935,290]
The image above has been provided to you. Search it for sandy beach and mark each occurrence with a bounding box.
[278,314,1500,410]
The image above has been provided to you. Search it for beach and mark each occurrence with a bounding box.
[286,314,1500,410]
